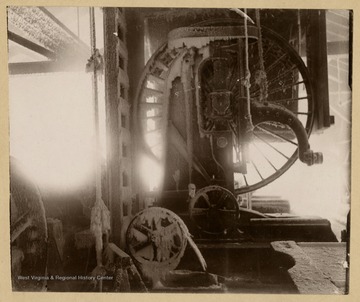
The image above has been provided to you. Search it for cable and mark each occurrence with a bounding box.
[255,9,268,102]
[243,8,254,131]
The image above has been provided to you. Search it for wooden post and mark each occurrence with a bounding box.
[306,10,331,130]
[126,9,146,210]
[103,8,122,245]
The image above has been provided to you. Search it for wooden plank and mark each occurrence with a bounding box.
[195,242,270,250]
[108,242,131,261]
[105,243,147,292]
[250,217,331,226]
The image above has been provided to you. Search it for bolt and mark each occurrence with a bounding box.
[313,152,323,164]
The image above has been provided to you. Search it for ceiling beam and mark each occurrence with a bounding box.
[9,60,85,75]
[38,7,90,51]
[8,31,56,60]
[7,6,89,59]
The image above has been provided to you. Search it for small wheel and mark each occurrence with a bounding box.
[189,185,240,235]
[126,207,187,280]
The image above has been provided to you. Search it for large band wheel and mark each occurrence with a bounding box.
[232,25,315,194]
[10,158,48,291]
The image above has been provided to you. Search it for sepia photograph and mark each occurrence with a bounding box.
[5,5,352,295]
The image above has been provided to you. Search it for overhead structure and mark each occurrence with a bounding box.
[7,6,89,74]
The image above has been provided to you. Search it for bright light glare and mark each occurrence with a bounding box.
[146,108,156,117]
[146,119,156,131]
[9,72,106,191]
[145,132,161,148]
[146,96,157,103]
[139,156,163,191]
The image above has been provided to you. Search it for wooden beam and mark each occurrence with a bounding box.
[103,8,122,246]
[38,8,82,42]
[8,31,56,60]
[7,6,89,58]
[38,7,89,52]
[306,10,331,129]
[8,60,85,75]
